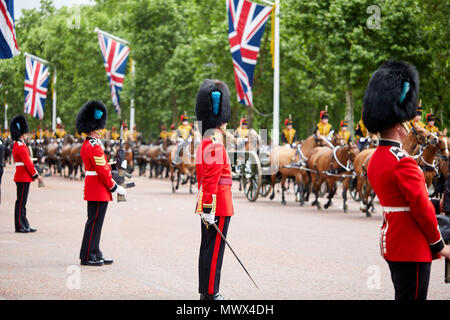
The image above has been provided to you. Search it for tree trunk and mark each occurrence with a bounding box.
[171,93,178,126]
[345,86,355,134]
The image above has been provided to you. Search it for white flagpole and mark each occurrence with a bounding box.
[94,28,129,45]
[272,0,280,146]
[4,103,7,130]
[52,69,57,132]
[24,52,49,65]
[130,59,135,134]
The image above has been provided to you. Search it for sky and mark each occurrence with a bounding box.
[14,0,94,19]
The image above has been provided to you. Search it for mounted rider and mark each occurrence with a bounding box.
[314,106,333,144]
[409,100,425,129]
[425,111,439,133]
[159,125,170,141]
[338,120,351,144]
[172,113,194,165]
[281,115,298,147]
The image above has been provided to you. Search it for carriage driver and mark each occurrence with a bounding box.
[195,79,234,300]
[172,114,194,165]
[363,60,450,300]
[76,100,126,266]
[425,112,439,133]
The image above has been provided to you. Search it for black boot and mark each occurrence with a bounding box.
[200,293,228,300]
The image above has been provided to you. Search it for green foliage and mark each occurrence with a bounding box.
[0,0,448,140]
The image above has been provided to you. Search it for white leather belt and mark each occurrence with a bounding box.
[15,162,24,166]
[85,171,98,176]
[382,206,410,212]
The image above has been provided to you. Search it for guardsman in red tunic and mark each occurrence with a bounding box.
[11,115,43,233]
[363,61,450,300]
[195,79,233,300]
[76,101,126,266]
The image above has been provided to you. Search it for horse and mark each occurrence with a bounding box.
[353,148,377,217]
[69,137,84,180]
[268,134,318,205]
[403,126,430,156]
[308,135,358,211]
[45,140,62,175]
[416,132,449,194]
[167,131,200,194]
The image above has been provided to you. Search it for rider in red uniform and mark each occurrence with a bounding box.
[76,100,126,266]
[195,79,233,300]
[11,115,43,233]
[363,61,450,300]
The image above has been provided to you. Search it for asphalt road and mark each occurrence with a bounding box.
[0,166,448,300]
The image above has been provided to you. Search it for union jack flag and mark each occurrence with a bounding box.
[97,32,130,114]
[24,56,49,120]
[0,0,20,59]
[227,0,272,106]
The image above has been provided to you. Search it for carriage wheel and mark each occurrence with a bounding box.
[259,183,272,198]
[240,152,262,202]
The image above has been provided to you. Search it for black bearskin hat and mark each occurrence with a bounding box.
[75,100,108,134]
[10,115,29,140]
[195,79,231,135]
[363,60,419,133]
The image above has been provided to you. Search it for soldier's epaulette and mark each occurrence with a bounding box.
[88,138,99,147]
[390,147,407,161]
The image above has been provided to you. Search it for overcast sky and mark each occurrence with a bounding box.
[15,0,94,18]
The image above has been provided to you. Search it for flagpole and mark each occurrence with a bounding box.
[130,59,135,134]
[52,69,57,132]
[24,52,49,65]
[272,0,280,146]
[3,90,6,130]
[94,28,129,45]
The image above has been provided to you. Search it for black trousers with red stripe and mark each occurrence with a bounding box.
[14,182,30,230]
[79,201,108,262]
[386,260,431,300]
[199,216,231,295]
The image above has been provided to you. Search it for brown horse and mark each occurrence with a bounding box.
[167,131,200,194]
[268,135,318,205]
[70,138,84,180]
[308,136,358,211]
[353,148,376,217]
[403,126,430,156]
[61,134,75,178]
[45,141,62,175]
[416,132,448,192]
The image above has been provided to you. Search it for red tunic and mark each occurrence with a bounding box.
[13,140,38,182]
[367,139,444,262]
[195,133,234,217]
[81,137,117,202]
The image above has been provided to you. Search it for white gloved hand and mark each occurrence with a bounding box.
[201,212,216,226]
[359,137,366,143]
[121,160,127,169]
[115,185,126,196]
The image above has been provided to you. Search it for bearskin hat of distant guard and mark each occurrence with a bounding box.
[75,100,108,134]
[195,79,231,135]
[10,115,30,140]
[362,60,419,133]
